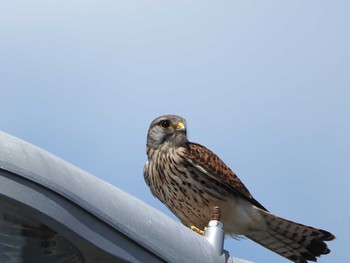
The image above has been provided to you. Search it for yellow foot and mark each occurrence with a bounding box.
[190,225,207,236]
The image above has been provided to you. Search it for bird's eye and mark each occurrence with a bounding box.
[159,120,171,129]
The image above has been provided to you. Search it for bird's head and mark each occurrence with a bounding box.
[146,115,188,149]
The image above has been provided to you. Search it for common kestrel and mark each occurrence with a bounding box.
[143,115,335,263]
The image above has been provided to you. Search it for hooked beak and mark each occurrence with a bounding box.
[175,122,186,131]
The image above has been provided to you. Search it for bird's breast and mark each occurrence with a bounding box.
[145,147,236,229]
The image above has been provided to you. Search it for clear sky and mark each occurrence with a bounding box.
[1,1,349,262]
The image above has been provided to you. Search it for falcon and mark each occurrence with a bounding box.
[143,115,335,263]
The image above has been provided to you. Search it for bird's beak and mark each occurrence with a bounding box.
[175,122,186,131]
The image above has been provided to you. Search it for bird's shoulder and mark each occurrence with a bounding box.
[183,142,267,211]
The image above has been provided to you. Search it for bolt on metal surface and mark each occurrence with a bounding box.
[210,206,221,221]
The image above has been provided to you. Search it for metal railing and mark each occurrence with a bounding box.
[0,131,252,263]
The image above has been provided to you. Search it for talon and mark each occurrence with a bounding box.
[191,225,207,236]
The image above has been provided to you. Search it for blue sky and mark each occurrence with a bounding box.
[1,1,349,262]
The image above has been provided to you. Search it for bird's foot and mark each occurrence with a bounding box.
[190,225,207,236]
[190,206,221,236]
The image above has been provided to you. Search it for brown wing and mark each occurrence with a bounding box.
[184,142,268,211]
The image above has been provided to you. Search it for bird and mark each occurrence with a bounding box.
[143,114,335,263]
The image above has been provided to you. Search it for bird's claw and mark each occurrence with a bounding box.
[190,225,207,236]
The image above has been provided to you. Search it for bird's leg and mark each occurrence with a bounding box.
[190,206,221,236]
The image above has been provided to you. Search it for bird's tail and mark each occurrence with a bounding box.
[246,209,335,263]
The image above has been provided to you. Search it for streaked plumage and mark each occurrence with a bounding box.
[144,115,335,263]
